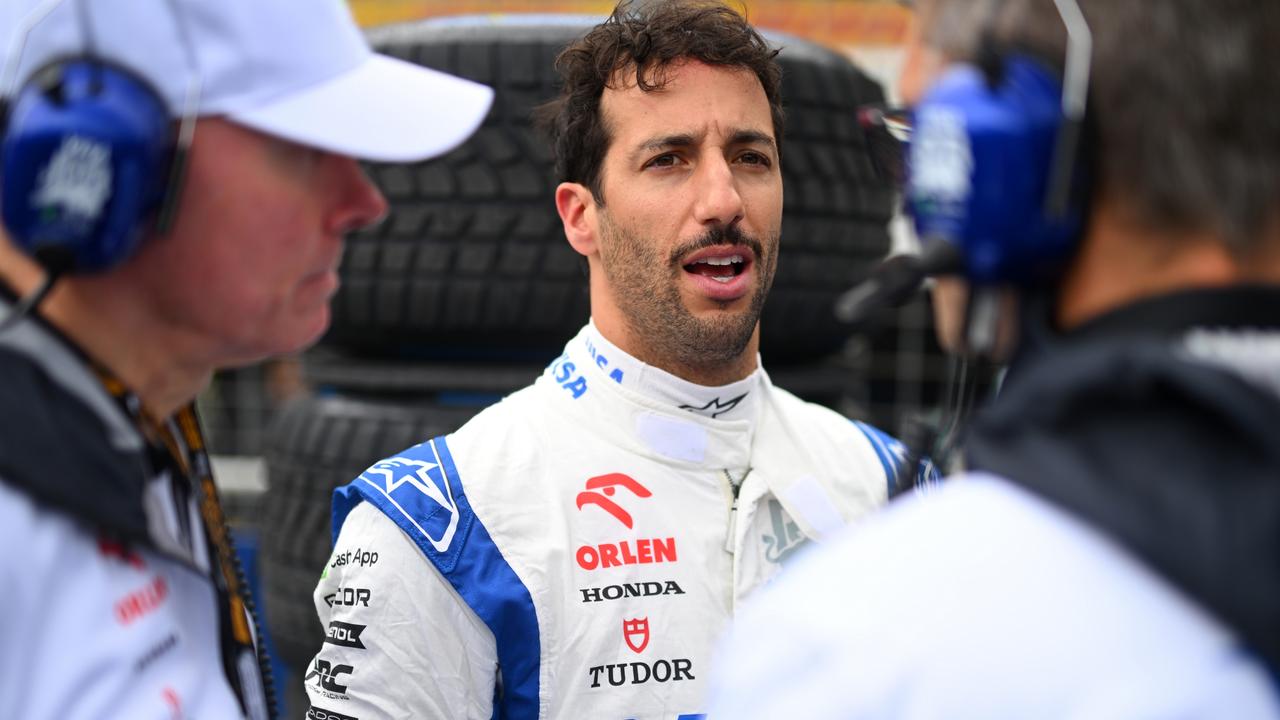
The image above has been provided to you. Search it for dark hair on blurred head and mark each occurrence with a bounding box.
[536,0,784,205]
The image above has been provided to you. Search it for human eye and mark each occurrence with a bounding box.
[735,150,773,168]
[643,152,684,170]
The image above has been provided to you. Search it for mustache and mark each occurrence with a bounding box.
[668,225,764,266]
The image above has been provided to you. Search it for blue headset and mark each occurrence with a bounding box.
[2,58,175,272]
[906,0,1092,287]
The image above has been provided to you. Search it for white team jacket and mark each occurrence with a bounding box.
[708,475,1280,719]
[306,323,911,719]
[0,297,266,720]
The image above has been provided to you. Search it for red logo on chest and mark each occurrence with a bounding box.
[623,617,650,654]
[115,576,169,625]
[575,473,652,529]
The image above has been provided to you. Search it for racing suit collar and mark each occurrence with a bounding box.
[581,319,764,425]
[550,323,768,471]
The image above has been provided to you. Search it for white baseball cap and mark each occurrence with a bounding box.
[1,0,494,163]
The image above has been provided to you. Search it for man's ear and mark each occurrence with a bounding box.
[555,182,598,258]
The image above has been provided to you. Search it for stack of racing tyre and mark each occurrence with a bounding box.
[258,14,902,693]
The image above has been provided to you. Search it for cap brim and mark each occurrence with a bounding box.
[227,54,494,163]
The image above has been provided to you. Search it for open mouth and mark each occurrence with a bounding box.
[682,254,747,283]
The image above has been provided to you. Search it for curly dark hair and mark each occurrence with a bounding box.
[535,0,784,205]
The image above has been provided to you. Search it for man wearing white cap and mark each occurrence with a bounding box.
[0,0,491,718]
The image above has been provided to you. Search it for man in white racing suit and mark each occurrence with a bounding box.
[305,1,928,718]
[314,322,909,718]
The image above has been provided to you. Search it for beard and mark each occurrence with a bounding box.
[597,216,779,373]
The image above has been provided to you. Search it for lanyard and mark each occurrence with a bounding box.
[96,371,269,720]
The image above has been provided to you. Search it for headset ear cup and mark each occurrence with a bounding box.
[907,55,1084,285]
[1,59,173,273]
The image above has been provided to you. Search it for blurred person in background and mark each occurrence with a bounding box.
[308,1,931,717]
[709,0,1280,717]
[0,0,490,717]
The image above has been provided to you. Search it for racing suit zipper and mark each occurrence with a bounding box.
[722,468,749,554]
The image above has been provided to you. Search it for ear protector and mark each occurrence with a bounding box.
[1,58,175,273]
[906,0,1092,286]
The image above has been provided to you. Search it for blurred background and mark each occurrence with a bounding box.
[206,1,955,713]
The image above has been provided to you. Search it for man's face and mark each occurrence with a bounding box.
[587,60,782,374]
[124,119,386,365]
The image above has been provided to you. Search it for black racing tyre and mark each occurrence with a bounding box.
[759,32,897,361]
[258,391,488,672]
[323,15,893,363]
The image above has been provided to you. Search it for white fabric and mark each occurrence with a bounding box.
[2,0,493,162]
[307,323,893,719]
[0,294,266,719]
[582,319,764,423]
[708,474,1280,719]
[0,481,245,720]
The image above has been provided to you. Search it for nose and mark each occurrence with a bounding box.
[325,155,389,236]
[692,155,745,229]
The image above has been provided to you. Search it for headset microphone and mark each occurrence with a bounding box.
[834,241,962,326]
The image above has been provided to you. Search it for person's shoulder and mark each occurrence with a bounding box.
[776,473,1214,614]
[451,380,550,441]
[332,379,559,545]
[0,336,151,537]
[0,479,49,552]
[713,475,1280,719]
[765,382,901,453]
[438,380,561,481]
[0,479,100,592]
[0,340,72,433]
[762,382,844,425]
[353,379,552,479]
[337,499,410,544]
[0,322,138,456]
[763,381,933,492]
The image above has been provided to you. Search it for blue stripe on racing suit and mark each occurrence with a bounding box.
[852,420,942,494]
[332,436,540,719]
